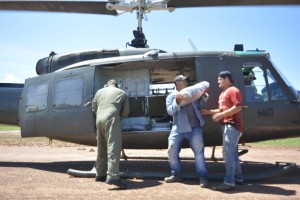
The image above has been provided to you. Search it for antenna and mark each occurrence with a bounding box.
[188,38,198,51]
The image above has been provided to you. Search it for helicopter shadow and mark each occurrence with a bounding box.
[0,159,298,193]
[179,160,299,196]
[0,160,95,174]
[0,160,165,190]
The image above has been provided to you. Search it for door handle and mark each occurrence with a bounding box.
[84,102,92,107]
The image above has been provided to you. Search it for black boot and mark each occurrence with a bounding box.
[95,176,106,182]
[105,179,127,189]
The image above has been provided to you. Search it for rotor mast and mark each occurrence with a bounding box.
[137,0,144,34]
[106,0,175,48]
[132,0,148,48]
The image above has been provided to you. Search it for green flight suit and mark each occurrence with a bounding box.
[92,85,129,180]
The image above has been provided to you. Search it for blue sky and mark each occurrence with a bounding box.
[0,4,299,90]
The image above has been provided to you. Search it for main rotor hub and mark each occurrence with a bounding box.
[106,0,175,13]
[106,0,175,48]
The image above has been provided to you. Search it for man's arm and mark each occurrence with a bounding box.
[212,105,242,122]
[92,92,99,113]
[166,92,180,116]
[201,108,220,116]
[120,94,130,119]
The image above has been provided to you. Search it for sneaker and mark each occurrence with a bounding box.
[234,179,244,185]
[199,179,208,188]
[213,183,235,191]
[164,175,182,183]
[95,175,106,182]
[105,179,127,189]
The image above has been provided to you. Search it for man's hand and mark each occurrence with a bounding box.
[201,109,210,116]
[176,93,185,105]
[212,113,224,122]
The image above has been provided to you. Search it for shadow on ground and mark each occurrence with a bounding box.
[0,159,298,195]
[0,159,298,181]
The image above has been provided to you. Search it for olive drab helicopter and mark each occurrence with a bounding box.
[0,1,300,154]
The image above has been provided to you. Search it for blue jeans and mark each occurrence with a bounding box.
[167,127,208,180]
[222,125,243,186]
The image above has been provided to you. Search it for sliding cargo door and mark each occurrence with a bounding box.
[19,67,95,137]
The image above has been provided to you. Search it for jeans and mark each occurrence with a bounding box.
[222,125,243,186]
[167,127,208,180]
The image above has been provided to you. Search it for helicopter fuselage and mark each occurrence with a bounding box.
[1,48,299,149]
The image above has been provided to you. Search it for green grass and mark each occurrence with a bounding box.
[251,137,300,147]
[0,124,20,131]
[0,124,299,147]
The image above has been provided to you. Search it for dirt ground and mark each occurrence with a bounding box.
[0,131,299,200]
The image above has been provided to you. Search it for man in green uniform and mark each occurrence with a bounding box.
[92,79,130,189]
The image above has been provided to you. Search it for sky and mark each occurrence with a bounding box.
[0,3,300,90]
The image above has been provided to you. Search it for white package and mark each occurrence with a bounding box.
[178,81,209,106]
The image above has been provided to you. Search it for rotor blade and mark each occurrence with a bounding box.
[167,0,300,8]
[0,1,117,16]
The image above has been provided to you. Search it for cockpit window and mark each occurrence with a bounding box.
[243,63,265,102]
[242,62,288,102]
[53,77,83,109]
[25,83,49,112]
[265,69,288,101]
[270,60,298,98]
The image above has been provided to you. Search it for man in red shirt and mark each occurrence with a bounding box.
[202,71,243,191]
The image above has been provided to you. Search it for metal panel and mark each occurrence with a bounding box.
[195,56,236,145]
[20,67,95,137]
[0,83,23,125]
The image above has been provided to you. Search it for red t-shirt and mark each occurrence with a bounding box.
[218,86,244,132]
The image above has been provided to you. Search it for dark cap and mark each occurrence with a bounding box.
[218,71,234,83]
[174,75,188,84]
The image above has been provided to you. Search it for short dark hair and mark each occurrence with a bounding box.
[218,71,234,83]
[107,79,118,88]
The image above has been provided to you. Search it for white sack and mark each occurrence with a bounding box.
[178,81,209,106]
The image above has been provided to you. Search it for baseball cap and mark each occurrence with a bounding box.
[218,71,234,83]
[174,75,188,84]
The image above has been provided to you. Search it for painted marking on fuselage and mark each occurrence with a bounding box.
[258,108,274,117]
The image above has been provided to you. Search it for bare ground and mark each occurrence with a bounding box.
[0,131,299,200]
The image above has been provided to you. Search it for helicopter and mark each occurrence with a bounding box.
[0,0,300,152]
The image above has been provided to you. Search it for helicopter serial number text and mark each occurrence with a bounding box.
[258,108,274,117]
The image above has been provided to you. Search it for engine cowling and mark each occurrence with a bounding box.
[35,48,164,75]
[36,49,120,75]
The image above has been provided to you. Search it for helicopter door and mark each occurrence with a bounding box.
[19,67,95,137]
[195,56,238,146]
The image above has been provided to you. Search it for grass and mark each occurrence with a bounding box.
[250,137,300,147]
[0,124,20,131]
[0,124,299,147]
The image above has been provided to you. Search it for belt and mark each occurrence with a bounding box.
[222,122,236,127]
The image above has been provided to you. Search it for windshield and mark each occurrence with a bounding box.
[270,59,298,99]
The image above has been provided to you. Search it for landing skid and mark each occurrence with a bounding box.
[67,162,296,181]
[121,147,249,162]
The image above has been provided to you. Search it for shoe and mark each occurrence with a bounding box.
[199,179,208,188]
[95,175,106,182]
[164,175,182,183]
[213,183,235,191]
[105,179,127,189]
[235,179,244,185]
